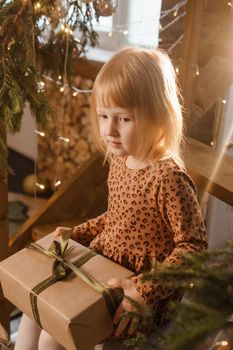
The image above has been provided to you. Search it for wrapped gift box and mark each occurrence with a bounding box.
[0,233,133,350]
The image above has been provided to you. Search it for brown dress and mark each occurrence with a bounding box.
[73,156,208,326]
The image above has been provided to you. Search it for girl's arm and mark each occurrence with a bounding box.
[130,170,208,309]
[55,212,108,246]
[72,212,108,245]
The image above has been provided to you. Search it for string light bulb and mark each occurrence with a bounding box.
[58,136,70,143]
[34,130,45,137]
[55,180,62,187]
[37,81,45,92]
[61,23,73,35]
[7,38,15,50]
[34,2,41,11]
[216,340,229,347]
[174,8,178,16]
[36,182,45,190]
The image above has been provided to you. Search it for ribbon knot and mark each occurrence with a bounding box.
[27,231,124,329]
[29,229,72,279]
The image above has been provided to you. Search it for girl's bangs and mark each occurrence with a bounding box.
[94,71,132,109]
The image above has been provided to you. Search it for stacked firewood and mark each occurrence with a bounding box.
[37,76,97,190]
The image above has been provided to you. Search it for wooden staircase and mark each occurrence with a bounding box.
[9,154,109,254]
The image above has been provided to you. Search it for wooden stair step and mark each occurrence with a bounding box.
[32,218,82,242]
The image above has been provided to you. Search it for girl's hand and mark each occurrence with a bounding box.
[107,278,145,337]
[54,226,74,237]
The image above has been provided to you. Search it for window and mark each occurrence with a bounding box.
[86,0,162,60]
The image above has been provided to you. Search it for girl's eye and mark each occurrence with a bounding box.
[99,114,108,119]
[118,117,131,123]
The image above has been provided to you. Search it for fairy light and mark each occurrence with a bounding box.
[108,31,113,37]
[58,136,70,143]
[122,29,129,36]
[216,340,228,346]
[61,23,73,35]
[227,1,233,6]
[42,75,92,95]
[36,182,45,190]
[58,75,62,80]
[37,81,45,92]
[159,11,186,33]
[34,130,45,137]
[196,65,200,76]
[174,8,178,17]
[54,180,62,187]
[34,2,41,11]
[160,0,187,19]
[7,38,15,50]
[175,65,180,75]
[190,282,194,288]
[222,99,227,104]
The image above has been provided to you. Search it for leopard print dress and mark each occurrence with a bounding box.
[73,156,208,326]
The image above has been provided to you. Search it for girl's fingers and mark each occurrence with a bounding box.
[128,316,139,335]
[54,227,71,236]
[113,302,125,324]
[114,317,130,337]
[114,316,139,337]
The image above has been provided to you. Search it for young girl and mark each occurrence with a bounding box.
[15,47,208,350]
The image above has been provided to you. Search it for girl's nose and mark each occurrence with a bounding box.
[106,119,118,136]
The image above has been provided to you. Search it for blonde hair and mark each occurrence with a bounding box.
[90,47,184,166]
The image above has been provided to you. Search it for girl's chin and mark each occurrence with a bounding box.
[108,147,128,157]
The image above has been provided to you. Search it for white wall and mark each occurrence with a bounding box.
[7,103,37,160]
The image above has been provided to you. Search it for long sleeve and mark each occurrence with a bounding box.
[72,212,108,246]
[130,170,208,309]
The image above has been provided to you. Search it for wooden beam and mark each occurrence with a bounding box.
[0,125,10,339]
[191,56,233,123]
[73,58,103,80]
[198,14,233,65]
[184,138,233,207]
[179,0,204,114]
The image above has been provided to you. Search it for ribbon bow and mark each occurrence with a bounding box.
[30,229,75,279]
[28,231,124,328]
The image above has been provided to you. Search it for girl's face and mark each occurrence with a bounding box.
[97,106,138,157]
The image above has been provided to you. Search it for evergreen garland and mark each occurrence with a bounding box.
[0,0,99,172]
[129,243,233,350]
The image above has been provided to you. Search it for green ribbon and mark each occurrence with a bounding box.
[28,230,124,328]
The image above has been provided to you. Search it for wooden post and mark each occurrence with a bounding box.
[179,0,204,123]
[0,124,10,339]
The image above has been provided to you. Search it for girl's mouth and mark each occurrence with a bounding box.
[107,140,121,147]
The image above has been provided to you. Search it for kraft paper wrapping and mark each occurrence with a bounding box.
[0,233,133,350]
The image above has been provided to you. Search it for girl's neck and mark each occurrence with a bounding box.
[125,155,150,170]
